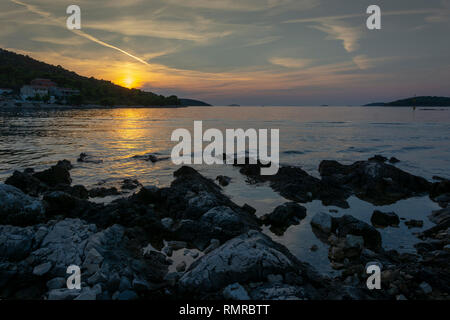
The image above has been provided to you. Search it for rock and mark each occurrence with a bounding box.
[46,277,66,290]
[88,187,120,198]
[249,283,303,300]
[310,245,318,252]
[77,153,103,164]
[33,163,72,187]
[200,206,247,232]
[121,179,141,190]
[179,231,319,295]
[345,234,364,249]
[216,175,231,186]
[176,261,187,272]
[430,177,450,199]
[75,287,98,300]
[56,160,73,171]
[117,290,138,300]
[405,219,424,229]
[132,278,150,292]
[311,212,333,234]
[132,185,161,204]
[267,274,283,283]
[132,153,169,163]
[369,155,388,162]
[119,277,132,291]
[428,208,450,225]
[371,210,400,227]
[161,217,174,230]
[319,159,430,205]
[396,294,407,300]
[48,288,80,300]
[0,184,45,226]
[5,170,48,196]
[0,224,36,261]
[419,282,433,294]
[261,202,307,235]
[242,204,257,215]
[389,157,400,164]
[43,191,84,216]
[334,215,382,251]
[204,239,220,254]
[223,283,250,300]
[32,262,52,276]
[167,241,187,251]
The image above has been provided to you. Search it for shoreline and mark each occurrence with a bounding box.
[0,154,448,300]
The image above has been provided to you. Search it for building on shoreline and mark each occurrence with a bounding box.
[20,79,79,102]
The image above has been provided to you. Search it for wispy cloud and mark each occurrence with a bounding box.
[269,57,312,68]
[310,21,361,53]
[10,0,150,65]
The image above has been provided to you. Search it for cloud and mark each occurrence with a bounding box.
[269,57,312,68]
[352,55,374,70]
[10,0,150,65]
[310,21,361,52]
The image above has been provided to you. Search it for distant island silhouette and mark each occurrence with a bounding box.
[0,48,204,107]
[365,96,450,107]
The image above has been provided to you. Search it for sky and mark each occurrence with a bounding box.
[0,0,449,105]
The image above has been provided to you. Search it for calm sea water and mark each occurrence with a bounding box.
[1,106,449,274]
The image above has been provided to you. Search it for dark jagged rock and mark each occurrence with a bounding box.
[236,160,350,208]
[430,177,450,201]
[0,219,170,300]
[216,175,231,187]
[77,153,103,164]
[389,157,400,164]
[0,184,45,226]
[88,187,120,198]
[241,204,257,215]
[371,210,400,227]
[56,160,73,171]
[121,179,142,190]
[405,219,424,229]
[132,153,169,163]
[261,202,307,235]
[33,163,72,187]
[333,215,382,251]
[319,158,431,205]
[369,155,388,162]
[5,170,48,196]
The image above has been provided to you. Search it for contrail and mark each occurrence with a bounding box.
[10,0,149,65]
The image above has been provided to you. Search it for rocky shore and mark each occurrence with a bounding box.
[0,155,449,300]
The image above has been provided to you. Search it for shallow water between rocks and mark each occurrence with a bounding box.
[1,106,449,275]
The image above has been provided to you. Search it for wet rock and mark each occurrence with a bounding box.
[369,155,388,162]
[121,179,141,190]
[334,215,382,251]
[419,282,433,294]
[88,187,120,198]
[389,157,400,164]
[132,153,169,163]
[5,170,48,196]
[176,261,186,272]
[33,163,72,187]
[371,210,400,227]
[311,212,333,234]
[319,159,430,205]
[430,177,450,199]
[223,283,250,300]
[310,245,319,252]
[261,203,307,235]
[133,185,161,204]
[77,153,103,164]
[167,241,187,250]
[0,184,45,226]
[56,160,73,171]
[216,175,231,187]
[405,219,424,229]
[242,204,257,215]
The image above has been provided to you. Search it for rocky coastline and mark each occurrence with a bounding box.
[0,155,449,300]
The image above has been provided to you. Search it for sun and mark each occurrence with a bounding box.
[121,76,136,89]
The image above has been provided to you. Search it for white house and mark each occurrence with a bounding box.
[20,85,49,100]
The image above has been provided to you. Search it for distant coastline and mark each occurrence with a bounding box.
[365,96,450,107]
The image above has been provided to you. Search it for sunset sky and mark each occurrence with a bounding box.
[1,0,449,105]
